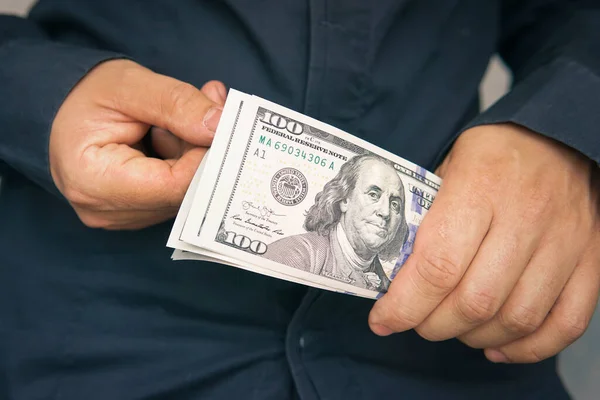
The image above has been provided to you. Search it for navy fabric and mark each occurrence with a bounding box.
[2,0,599,399]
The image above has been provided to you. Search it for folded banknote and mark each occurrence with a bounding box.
[167,89,441,299]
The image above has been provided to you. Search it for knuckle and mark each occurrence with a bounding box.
[62,152,104,209]
[455,287,501,323]
[415,250,462,292]
[76,211,111,229]
[458,334,482,349]
[414,325,446,342]
[62,185,98,209]
[378,300,423,330]
[523,346,547,363]
[117,61,143,82]
[556,313,589,342]
[162,82,200,118]
[388,306,420,328]
[499,304,545,335]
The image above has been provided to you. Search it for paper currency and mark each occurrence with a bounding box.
[167,89,441,299]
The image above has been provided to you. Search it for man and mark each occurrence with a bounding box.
[0,1,598,399]
[263,154,410,292]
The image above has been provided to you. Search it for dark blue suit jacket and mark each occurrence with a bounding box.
[1,1,599,399]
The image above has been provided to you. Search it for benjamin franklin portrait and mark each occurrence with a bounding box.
[262,153,409,292]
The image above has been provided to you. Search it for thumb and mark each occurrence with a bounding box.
[147,81,228,159]
[201,80,228,105]
[113,65,223,147]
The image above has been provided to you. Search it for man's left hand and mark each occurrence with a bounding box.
[368,123,600,364]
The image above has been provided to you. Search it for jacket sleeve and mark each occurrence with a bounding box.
[450,0,600,167]
[0,14,127,197]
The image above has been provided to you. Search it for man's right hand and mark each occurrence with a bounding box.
[49,59,226,230]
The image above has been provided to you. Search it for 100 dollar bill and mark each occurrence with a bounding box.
[169,89,441,299]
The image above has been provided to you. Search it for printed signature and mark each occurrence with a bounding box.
[231,214,284,236]
[242,201,285,219]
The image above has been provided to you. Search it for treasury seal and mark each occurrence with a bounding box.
[271,168,308,206]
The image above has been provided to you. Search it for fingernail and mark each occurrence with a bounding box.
[202,106,223,133]
[486,349,509,363]
[370,323,394,336]
[217,85,227,103]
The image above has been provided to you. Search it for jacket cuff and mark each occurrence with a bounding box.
[452,55,600,168]
[0,39,128,197]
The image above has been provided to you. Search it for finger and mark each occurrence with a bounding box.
[110,67,224,147]
[414,219,540,341]
[368,175,493,335]
[485,243,600,364]
[201,80,227,105]
[147,81,227,159]
[75,207,178,230]
[103,209,178,230]
[150,126,185,160]
[458,233,580,349]
[81,144,207,210]
[460,214,593,348]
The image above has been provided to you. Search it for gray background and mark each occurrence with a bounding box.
[1,1,598,398]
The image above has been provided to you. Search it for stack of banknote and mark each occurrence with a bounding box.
[167,89,441,299]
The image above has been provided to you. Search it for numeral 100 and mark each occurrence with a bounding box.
[261,111,304,135]
[223,231,268,254]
